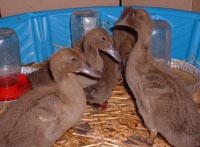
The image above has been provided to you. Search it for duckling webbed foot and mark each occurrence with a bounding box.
[124,130,157,147]
[124,134,151,147]
[73,122,92,135]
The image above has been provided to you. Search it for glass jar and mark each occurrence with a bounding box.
[70,10,100,47]
[0,28,21,87]
[152,20,171,67]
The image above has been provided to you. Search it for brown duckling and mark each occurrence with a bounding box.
[0,48,101,147]
[77,28,121,90]
[27,60,52,88]
[115,7,200,147]
[113,10,138,80]
[113,22,137,67]
[83,28,121,107]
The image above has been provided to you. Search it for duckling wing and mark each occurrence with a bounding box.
[139,66,200,134]
[1,95,66,147]
[32,94,64,122]
[141,71,175,98]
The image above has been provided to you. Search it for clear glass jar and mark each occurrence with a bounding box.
[0,28,21,87]
[152,20,171,67]
[70,10,100,47]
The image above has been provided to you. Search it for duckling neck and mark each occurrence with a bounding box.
[128,29,152,63]
[125,29,152,100]
[55,73,86,111]
[137,29,152,50]
[84,46,104,72]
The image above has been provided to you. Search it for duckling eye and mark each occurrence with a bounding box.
[101,36,106,41]
[70,56,77,62]
[130,12,135,17]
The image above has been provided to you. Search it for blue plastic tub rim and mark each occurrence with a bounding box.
[0,6,200,68]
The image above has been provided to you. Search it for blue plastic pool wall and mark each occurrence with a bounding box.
[0,6,200,66]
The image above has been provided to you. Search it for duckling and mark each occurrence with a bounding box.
[83,28,121,106]
[28,60,52,88]
[115,7,200,147]
[77,28,121,90]
[0,48,101,147]
[113,24,137,67]
[112,13,138,80]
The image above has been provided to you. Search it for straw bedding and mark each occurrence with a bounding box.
[0,76,200,147]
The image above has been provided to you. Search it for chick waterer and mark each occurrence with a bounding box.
[70,10,100,47]
[152,20,171,67]
[0,28,31,102]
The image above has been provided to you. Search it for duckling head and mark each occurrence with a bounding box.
[115,7,152,32]
[50,48,102,81]
[83,28,121,63]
